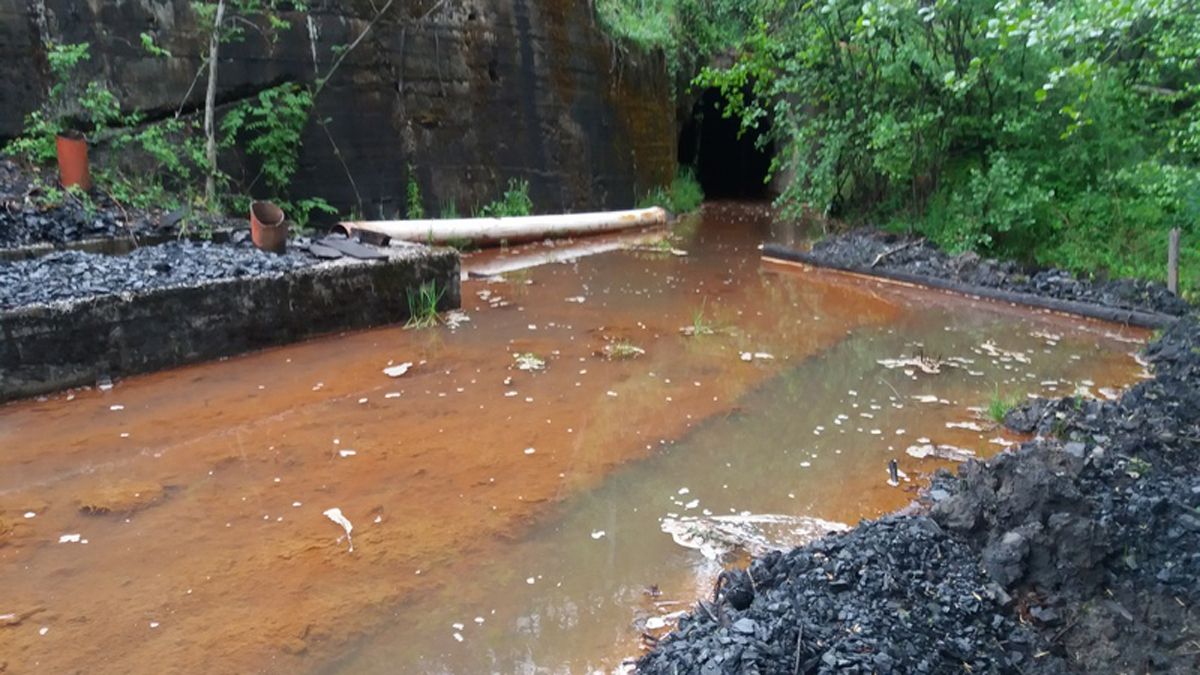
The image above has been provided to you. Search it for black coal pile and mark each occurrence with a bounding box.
[0,160,163,247]
[0,241,315,309]
[809,228,1190,317]
[930,315,1200,673]
[642,317,1199,674]
[639,516,1056,674]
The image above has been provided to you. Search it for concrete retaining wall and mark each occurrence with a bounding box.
[0,247,460,403]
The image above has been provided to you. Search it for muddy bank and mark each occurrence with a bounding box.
[640,314,1198,672]
[802,228,1190,318]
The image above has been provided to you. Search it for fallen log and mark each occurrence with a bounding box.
[762,243,1180,329]
[336,207,669,246]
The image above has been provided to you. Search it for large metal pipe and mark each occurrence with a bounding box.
[336,207,670,246]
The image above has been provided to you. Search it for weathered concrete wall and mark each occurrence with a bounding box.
[0,247,460,402]
[0,0,674,216]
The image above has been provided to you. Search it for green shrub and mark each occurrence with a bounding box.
[639,167,704,213]
[686,0,1200,294]
[668,168,704,213]
[479,178,533,218]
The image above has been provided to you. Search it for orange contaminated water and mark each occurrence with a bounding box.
[0,203,1147,674]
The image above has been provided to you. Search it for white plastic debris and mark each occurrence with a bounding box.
[58,534,82,544]
[23,511,36,519]
[383,362,414,378]
[523,447,536,455]
[109,404,125,411]
[338,449,357,458]
[323,508,355,552]
[590,530,606,540]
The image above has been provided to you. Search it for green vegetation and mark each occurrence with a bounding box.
[639,168,704,214]
[686,298,717,336]
[405,165,425,219]
[986,386,1022,424]
[598,0,1200,294]
[405,281,444,329]
[479,178,533,218]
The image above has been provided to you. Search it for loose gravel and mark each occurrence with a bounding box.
[0,241,316,309]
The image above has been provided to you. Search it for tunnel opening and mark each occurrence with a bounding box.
[678,87,773,200]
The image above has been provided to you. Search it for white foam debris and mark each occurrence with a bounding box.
[58,534,82,544]
[740,352,753,362]
[524,447,536,455]
[322,508,354,552]
[385,392,401,399]
[878,357,946,374]
[911,395,942,404]
[946,421,985,432]
[338,449,357,458]
[565,296,586,303]
[39,626,49,636]
[662,513,850,560]
[591,530,606,540]
[109,404,125,411]
[514,353,546,371]
[149,621,160,629]
[23,511,36,519]
[606,391,619,397]
[684,499,700,510]
[453,632,464,642]
[383,362,414,378]
[292,501,303,508]
[905,444,976,462]
[677,488,690,495]
[445,310,471,330]
[526,577,536,585]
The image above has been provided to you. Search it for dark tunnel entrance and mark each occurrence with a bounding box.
[678,88,773,200]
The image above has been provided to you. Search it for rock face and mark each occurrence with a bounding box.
[0,0,674,215]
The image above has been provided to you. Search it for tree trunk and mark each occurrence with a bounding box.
[204,0,226,210]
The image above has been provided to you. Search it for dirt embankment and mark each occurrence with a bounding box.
[640,233,1198,674]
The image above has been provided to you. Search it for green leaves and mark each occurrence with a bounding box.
[221,83,314,196]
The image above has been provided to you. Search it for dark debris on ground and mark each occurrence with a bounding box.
[809,228,1190,317]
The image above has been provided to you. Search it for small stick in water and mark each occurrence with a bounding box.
[888,459,900,487]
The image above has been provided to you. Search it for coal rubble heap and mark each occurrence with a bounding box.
[642,316,1199,674]
[809,228,1191,317]
[640,516,1051,674]
[0,241,315,310]
[934,315,1200,673]
[0,160,161,247]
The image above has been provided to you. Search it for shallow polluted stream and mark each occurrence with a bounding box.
[0,204,1147,674]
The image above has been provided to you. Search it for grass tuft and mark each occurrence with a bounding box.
[986,386,1022,424]
[405,281,444,329]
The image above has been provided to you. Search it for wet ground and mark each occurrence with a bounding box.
[0,203,1147,674]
